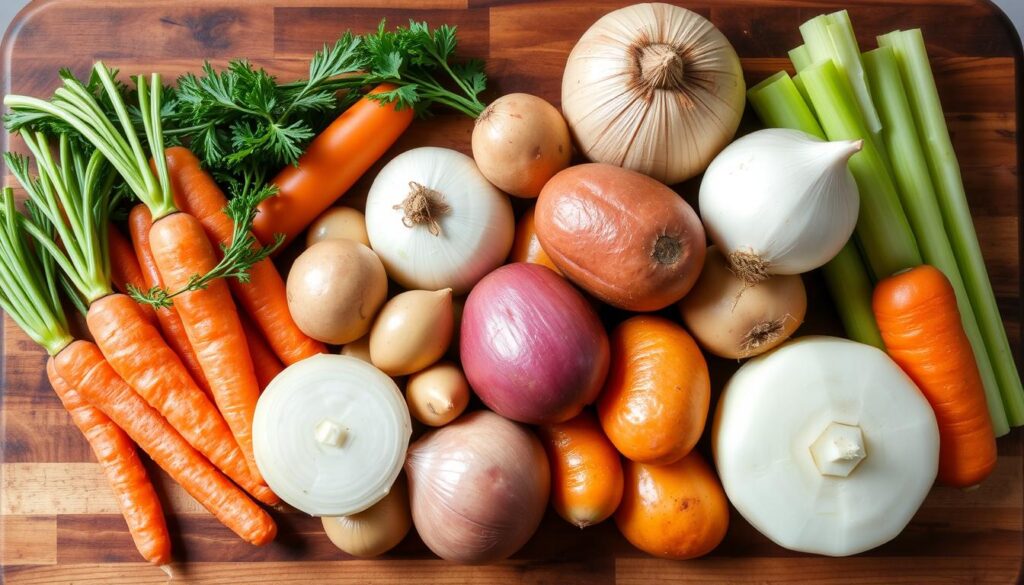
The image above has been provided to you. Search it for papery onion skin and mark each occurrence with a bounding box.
[561,3,745,184]
[679,246,807,359]
[536,163,706,311]
[460,263,610,425]
[405,411,550,564]
[365,147,514,295]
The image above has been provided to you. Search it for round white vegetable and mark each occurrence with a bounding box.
[699,129,861,282]
[712,336,939,557]
[253,354,412,516]
[365,147,515,294]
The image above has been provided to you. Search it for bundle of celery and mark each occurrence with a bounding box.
[748,10,1024,435]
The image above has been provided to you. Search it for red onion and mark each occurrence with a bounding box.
[460,263,610,424]
[405,411,550,563]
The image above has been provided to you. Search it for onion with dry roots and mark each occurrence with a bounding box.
[365,147,515,294]
[679,246,806,359]
[472,93,572,198]
[561,3,745,184]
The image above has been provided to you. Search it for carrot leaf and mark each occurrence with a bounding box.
[128,180,283,310]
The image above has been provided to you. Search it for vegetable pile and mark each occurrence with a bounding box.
[0,1,1020,570]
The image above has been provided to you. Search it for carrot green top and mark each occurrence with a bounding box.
[6,132,116,307]
[0,187,73,356]
[4,65,177,220]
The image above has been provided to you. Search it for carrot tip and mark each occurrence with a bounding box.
[159,563,174,579]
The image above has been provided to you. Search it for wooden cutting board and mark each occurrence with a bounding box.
[1,0,1021,583]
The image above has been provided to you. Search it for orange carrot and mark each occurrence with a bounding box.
[128,205,210,395]
[873,265,997,487]
[239,312,284,391]
[148,211,264,483]
[46,358,171,566]
[86,293,278,505]
[252,84,414,248]
[108,224,157,325]
[160,147,326,365]
[54,340,277,545]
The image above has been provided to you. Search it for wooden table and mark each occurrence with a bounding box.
[1,0,1022,583]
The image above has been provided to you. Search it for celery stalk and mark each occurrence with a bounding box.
[748,73,884,349]
[863,47,1010,435]
[791,74,815,114]
[879,29,1024,426]
[800,11,883,142]
[800,60,923,280]
[789,45,812,72]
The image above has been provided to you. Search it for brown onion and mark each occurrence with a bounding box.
[405,411,550,563]
[460,263,610,424]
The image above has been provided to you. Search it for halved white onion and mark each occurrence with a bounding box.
[253,354,412,516]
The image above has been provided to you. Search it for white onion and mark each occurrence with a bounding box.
[253,355,412,516]
[365,147,514,294]
[699,129,861,281]
[713,336,939,556]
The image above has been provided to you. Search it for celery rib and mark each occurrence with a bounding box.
[800,60,923,280]
[879,29,1024,426]
[863,46,1010,435]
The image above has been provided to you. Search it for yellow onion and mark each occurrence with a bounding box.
[561,3,745,184]
[322,474,412,558]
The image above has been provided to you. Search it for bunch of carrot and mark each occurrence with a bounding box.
[0,62,358,565]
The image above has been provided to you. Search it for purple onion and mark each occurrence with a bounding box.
[460,263,610,424]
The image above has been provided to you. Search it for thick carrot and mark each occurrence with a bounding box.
[873,265,997,487]
[54,340,276,545]
[239,312,284,391]
[160,147,326,365]
[148,211,264,483]
[86,293,278,505]
[128,205,209,395]
[108,224,158,325]
[252,84,415,248]
[46,358,171,566]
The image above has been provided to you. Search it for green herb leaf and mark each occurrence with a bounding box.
[129,179,284,309]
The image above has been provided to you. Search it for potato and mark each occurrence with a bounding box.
[471,93,572,198]
[535,163,706,311]
[306,206,370,248]
[286,239,387,344]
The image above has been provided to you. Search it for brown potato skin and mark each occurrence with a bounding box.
[535,163,706,311]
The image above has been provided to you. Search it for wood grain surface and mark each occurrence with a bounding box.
[1,0,1022,583]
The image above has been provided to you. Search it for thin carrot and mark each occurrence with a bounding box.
[0,185,170,566]
[873,265,997,487]
[161,146,326,365]
[46,359,171,565]
[128,204,210,394]
[87,293,278,506]
[107,224,157,325]
[251,84,414,248]
[239,312,284,391]
[54,339,277,545]
[149,211,264,483]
